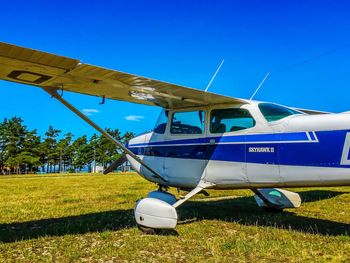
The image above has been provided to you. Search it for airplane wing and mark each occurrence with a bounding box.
[0,42,246,109]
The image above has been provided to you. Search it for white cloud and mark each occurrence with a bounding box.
[125,115,144,121]
[82,108,100,116]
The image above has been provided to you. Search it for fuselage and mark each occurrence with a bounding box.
[127,101,350,189]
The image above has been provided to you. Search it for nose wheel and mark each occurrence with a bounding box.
[137,224,161,235]
[134,181,213,233]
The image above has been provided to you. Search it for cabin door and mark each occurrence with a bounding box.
[204,107,255,187]
[164,110,208,188]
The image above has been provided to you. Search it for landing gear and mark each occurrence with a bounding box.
[137,224,161,235]
[253,188,301,211]
[135,196,178,230]
[134,181,213,233]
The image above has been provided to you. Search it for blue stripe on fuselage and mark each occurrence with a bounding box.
[129,131,309,147]
[128,130,350,168]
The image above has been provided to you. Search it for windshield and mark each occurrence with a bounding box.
[259,103,302,122]
[153,110,169,134]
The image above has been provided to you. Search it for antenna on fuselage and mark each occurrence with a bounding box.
[249,72,270,100]
[205,59,225,92]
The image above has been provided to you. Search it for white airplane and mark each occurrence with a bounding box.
[0,42,349,233]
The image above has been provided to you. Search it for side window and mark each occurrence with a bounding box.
[153,110,169,134]
[170,111,204,135]
[210,108,255,133]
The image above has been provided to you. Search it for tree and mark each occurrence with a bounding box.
[0,116,135,175]
[5,152,40,174]
[89,133,99,172]
[0,117,27,160]
[95,128,121,168]
[0,117,41,174]
[23,130,41,173]
[72,135,92,171]
[122,131,135,144]
[42,126,61,173]
[57,132,74,173]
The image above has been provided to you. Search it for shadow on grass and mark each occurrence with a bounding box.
[179,190,349,236]
[0,190,348,243]
[298,190,345,203]
[0,209,135,243]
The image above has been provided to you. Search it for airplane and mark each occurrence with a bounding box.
[0,42,349,234]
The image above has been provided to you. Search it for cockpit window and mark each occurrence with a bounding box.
[153,110,168,134]
[170,111,204,135]
[210,108,255,133]
[259,103,302,122]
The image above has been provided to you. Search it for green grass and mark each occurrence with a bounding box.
[0,173,349,262]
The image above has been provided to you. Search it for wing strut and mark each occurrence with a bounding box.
[42,87,167,184]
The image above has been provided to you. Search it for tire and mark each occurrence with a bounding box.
[137,224,161,235]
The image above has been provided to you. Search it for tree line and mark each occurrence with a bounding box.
[0,117,134,175]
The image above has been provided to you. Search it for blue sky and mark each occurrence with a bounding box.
[1,0,350,138]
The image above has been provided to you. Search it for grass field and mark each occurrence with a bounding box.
[0,173,349,262]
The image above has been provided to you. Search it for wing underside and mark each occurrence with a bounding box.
[0,42,245,109]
